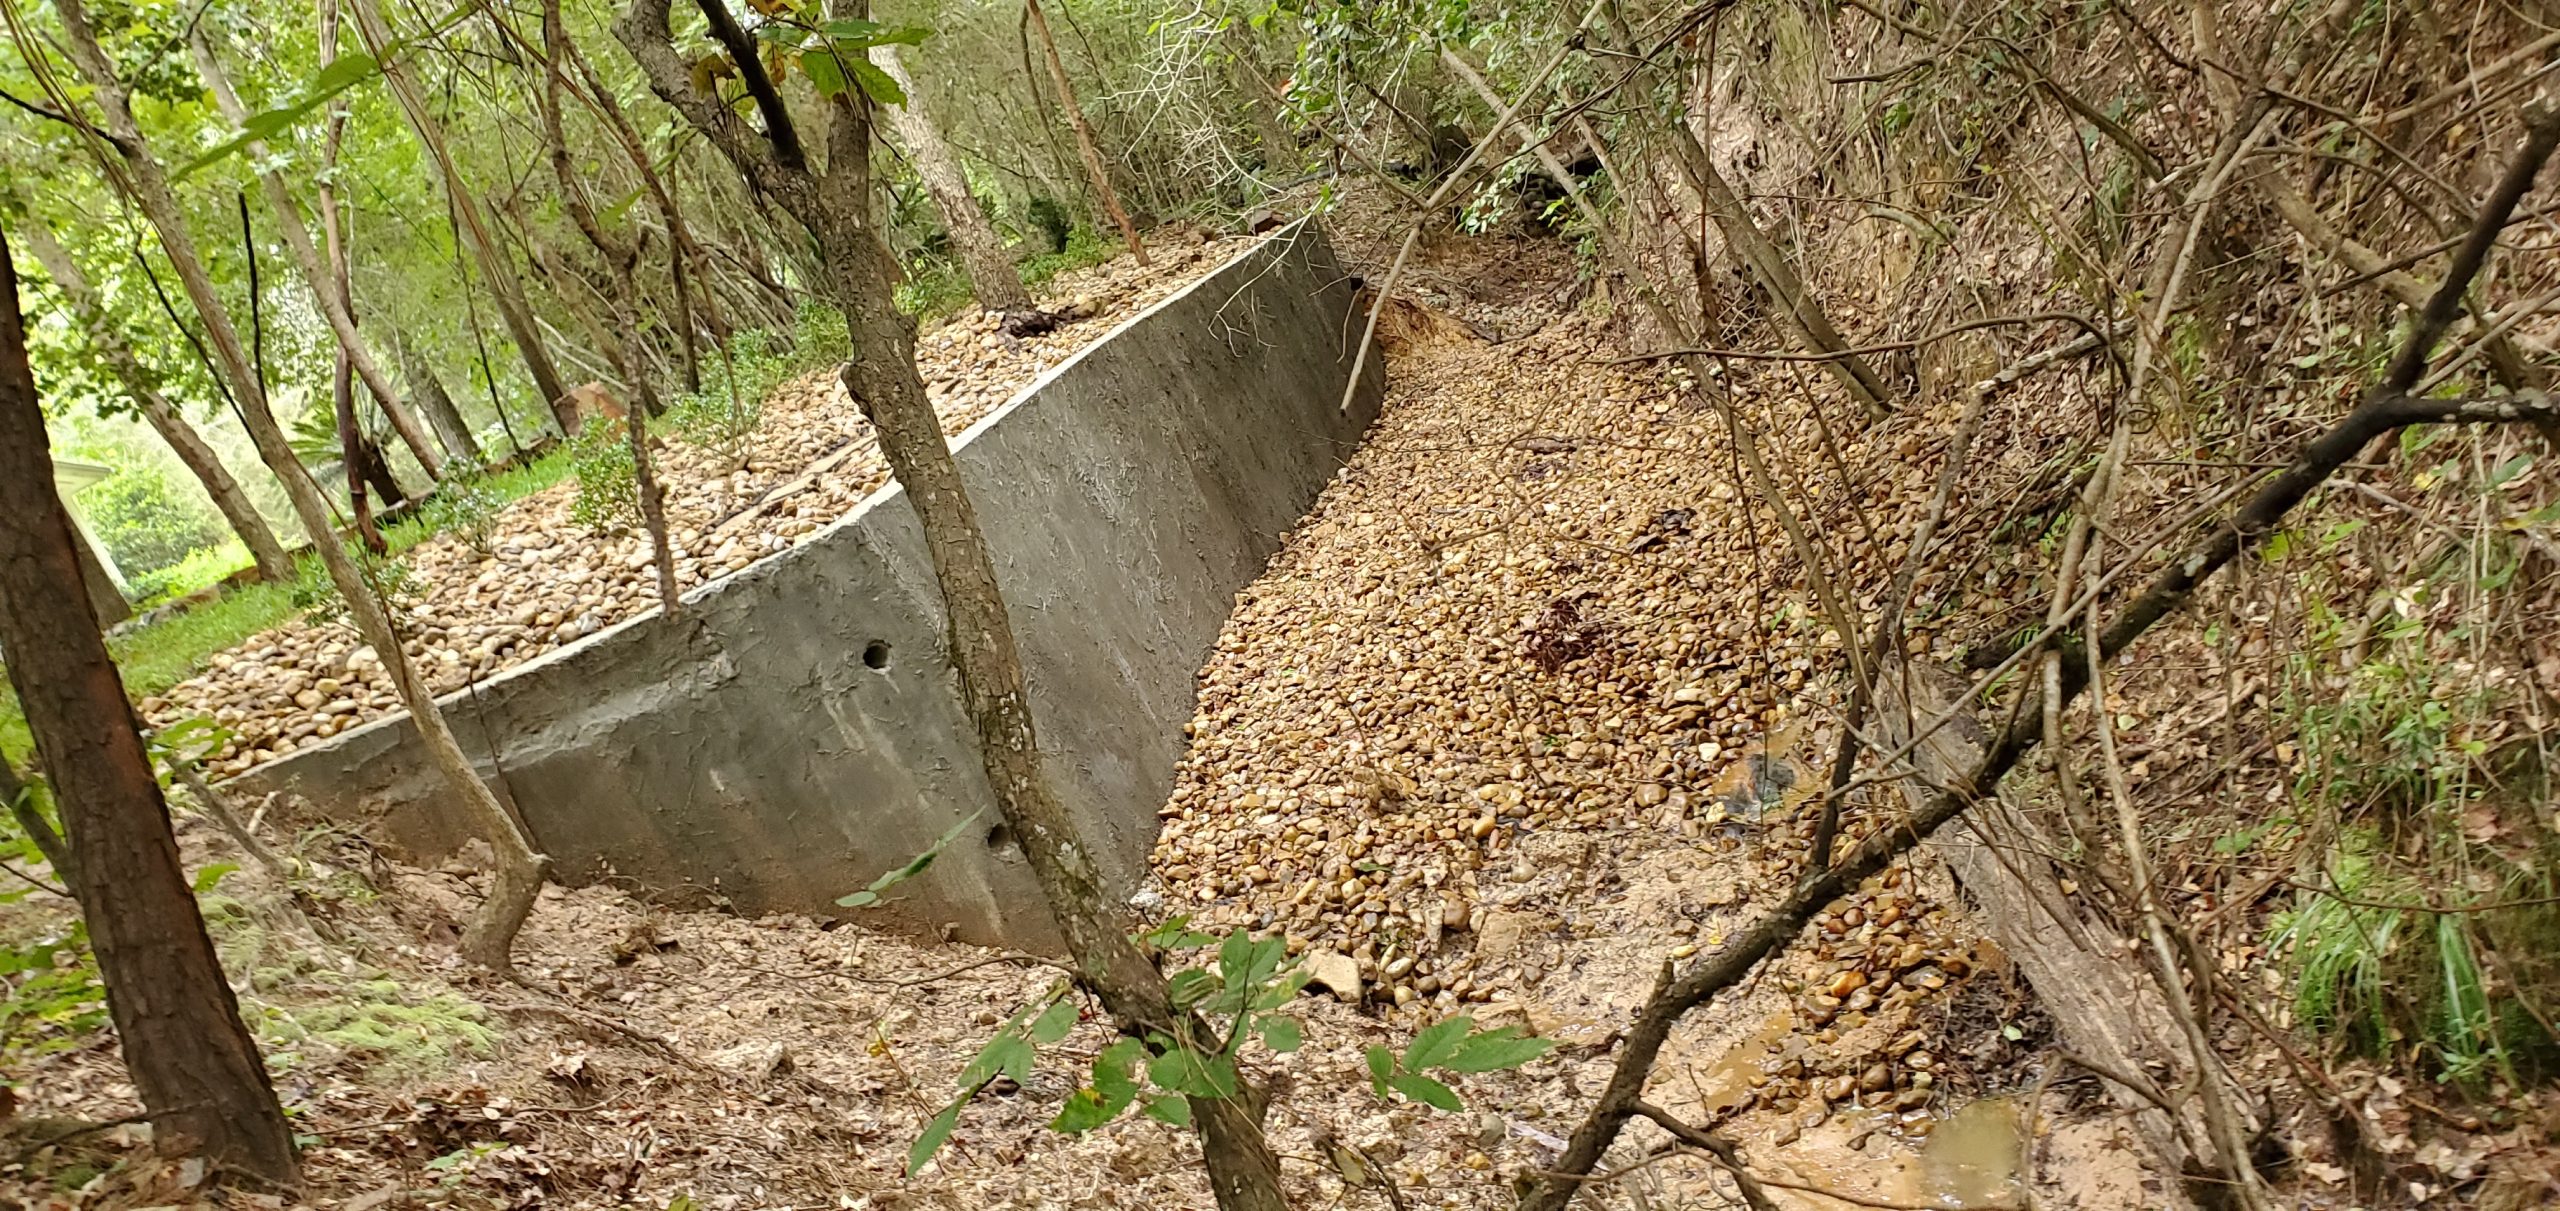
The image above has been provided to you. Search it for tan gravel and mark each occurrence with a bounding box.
[1136,216,2119,1204]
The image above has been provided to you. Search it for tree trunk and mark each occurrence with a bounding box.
[1024,0,1146,265]
[191,33,447,481]
[871,46,1032,313]
[614,0,1280,1201]
[532,0,677,612]
[335,349,387,554]
[11,221,295,584]
[343,0,573,435]
[54,0,550,972]
[1667,57,1891,419]
[396,330,483,466]
[0,227,301,1187]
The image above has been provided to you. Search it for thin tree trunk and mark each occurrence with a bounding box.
[335,349,386,554]
[871,46,1033,313]
[615,1,1279,1202]
[0,227,300,1186]
[1024,0,1146,265]
[53,0,549,972]
[11,221,295,584]
[558,33,733,366]
[343,0,573,434]
[396,330,482,466]
[530,0,677,611]
[191,33,447,480]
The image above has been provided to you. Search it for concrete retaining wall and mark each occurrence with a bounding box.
[234,224,1382,948]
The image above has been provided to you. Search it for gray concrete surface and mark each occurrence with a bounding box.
[232,223,1382,948]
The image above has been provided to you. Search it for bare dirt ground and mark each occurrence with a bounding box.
[8,213,2167,1210]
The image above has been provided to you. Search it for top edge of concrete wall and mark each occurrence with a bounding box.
[251,219,1337,759]
[231,221,1383,948]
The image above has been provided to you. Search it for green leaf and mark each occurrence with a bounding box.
[1441,1027,1556,1073]
[1031,998,1079,1045]
[1257,1014,1303,1053]
[2487,454,2535,491]
[1148,1047,1238,1099]
[822,18,933,46]
[1403,1015,1472,1071]
[962,1034,1032,1087]
[819,16,888,39]
[191,862,240,894]
[1142,1093,1192,1126]
[838,811,979,907]
[1094,1039,1144,1098]
[1218,929,1253,986]
[1364,1045,1396,1097]
[846,56,906,106]
[801,50,849,98]
[311,51,381,94]
[906,1101,962,1174]
[1167,968,1220,1010]
[1051,1086,1116,1132]
[1388,1072,1463,1111]
[752,21,813,48]
[1138,915,1218,951]
[1251,968,1314,1011]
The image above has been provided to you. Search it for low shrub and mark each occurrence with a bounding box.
[566,418,638,534]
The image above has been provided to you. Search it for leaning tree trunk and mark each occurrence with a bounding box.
[529,0,677,611]
[0,227,301,1187]
[871,46,1033,313]
[613,1,1280,1203]
[557,29,733,377]
[395,330,482,467]
[334,348,387,554]
[193,34,445,480]
[53,0,550,972]
[1024,0,1146,265]
[11,221,295,584]
[343,0,573,435]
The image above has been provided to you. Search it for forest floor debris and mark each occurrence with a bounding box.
[139,236,1236,776]
[8,213,2150,1210]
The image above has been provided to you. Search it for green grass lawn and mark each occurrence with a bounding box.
[1,445,577,767]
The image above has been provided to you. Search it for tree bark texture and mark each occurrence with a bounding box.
[0,226,301,1187]
[1024,0,1147,265]
[54,0,550,971]
[871,46,1033,313]
[11,221,295,583]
